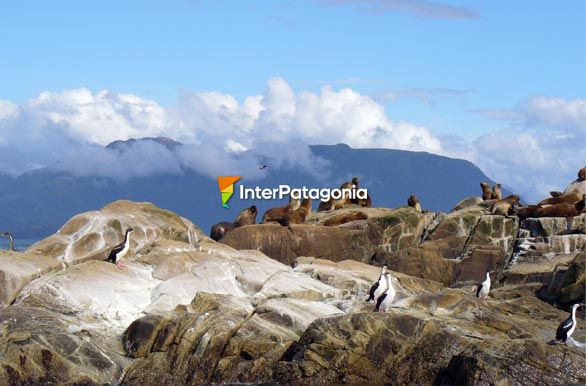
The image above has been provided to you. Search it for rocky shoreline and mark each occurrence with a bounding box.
[0,199,584,385]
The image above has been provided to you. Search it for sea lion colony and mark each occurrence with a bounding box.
[207,168,586,243]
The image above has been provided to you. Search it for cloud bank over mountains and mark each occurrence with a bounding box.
[0,78,584,201]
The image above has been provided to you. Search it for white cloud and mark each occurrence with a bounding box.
[476,96,585,132]
[0,78,440,179]
[0,81,583,204]
[460,96,586,202]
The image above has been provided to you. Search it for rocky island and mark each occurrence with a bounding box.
[0,189,584,384]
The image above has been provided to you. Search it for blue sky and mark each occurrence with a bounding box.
[0,0,584,199]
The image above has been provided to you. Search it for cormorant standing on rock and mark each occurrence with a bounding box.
[3,232,14,251]
[366,266,388,302]
[550,304,584,345]
[475,271,492,300]
[106,228,133,269]
[375,273,396,312]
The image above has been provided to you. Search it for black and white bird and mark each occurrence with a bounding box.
[375,273,396,312]
[366,266,388,302]
[106,228,134,269]
[552,303,584,345]
[2,232,14,251]
[475,271,492,300]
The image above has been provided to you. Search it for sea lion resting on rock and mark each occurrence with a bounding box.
[210,205,258,241]
[261,196,301,223]
[280,198,312,226]
[322,211,368,226]
[538,192,581,207]
[490,195,520,216]
[534,194,586,218]
[358,194,372,207]
[407,195,422,213]
[516,205,539,220]
[317,177,359,212]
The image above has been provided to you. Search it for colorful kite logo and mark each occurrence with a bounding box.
[217,176,241,208]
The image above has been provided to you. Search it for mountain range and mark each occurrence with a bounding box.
[0,138,510,238]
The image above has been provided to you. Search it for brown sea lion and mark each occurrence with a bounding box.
[407,195,422,213]
[576,194,586,213]
[280,198,312,226]
[358,194,372,207]
[318,177,360,212]
[538,192,580,207]
[261,196,301,223]
[322,211,368,226]
[210,205,258,241]
[492,183,502,200]
[534,200,583,218]
[341,177,359,191]
[563,166,586,196]
[480,182,493,200]
[516,205,540,220]
[550,191,563,198]
[490,195,520,216]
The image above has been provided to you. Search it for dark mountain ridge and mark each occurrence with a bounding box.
[0,139,510,238]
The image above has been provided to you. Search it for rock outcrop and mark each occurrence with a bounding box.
[0,200,584,385]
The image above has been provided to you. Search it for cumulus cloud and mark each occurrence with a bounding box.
[458,96,586,201]
[0,78,440,180]
[0,80,583,203]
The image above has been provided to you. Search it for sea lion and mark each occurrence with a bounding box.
[563,166,586,196]
[492,183,502,200]
[318,177,359,212]
[341,177,359,191]
[490,195,520,216]
[322,211,368,226]
[210,205,258,241]
[576,194,586,213]
[407,195,422,213]
[262,196,301,223]
[538,192,581,207]
[534,200,584,218]
[550,191,563,198]
[358,194,372,207]
[452,197,484,212]
[516,205,539,220]
[280,198,312,226]
[480,182,493,200]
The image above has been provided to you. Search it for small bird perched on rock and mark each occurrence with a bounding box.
[550,303,584,345]
[2,232,14,251]
[366,266,388,302]
[375,273,396,312]
[475,271,492,300]
[106,228,134,269]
